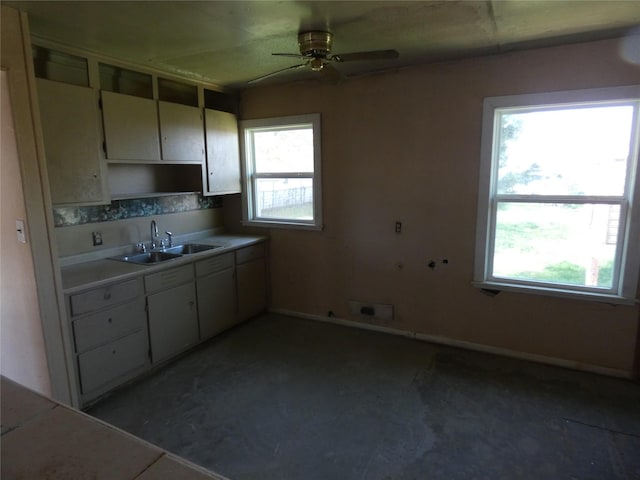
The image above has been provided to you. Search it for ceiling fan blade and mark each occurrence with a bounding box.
[272,53,308,59]
[331,49,399,62]
[321,63,345,84]
[247,63,308,84]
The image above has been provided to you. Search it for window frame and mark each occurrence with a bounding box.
[474,86,640,304]
[239,113,322,230]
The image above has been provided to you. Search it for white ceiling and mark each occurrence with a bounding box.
[8,1,640,90]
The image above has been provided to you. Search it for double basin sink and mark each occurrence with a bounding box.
[110,243,222,265]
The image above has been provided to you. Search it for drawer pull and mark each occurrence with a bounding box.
[104,292,112,300]
[107,317,113,323]
[112,349,116,355]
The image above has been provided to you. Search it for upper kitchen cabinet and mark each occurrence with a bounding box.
[101,70,205,164]
[99,64,161,162]
[101,91,162,161]
[33,47,109,206]
[158,78,205,163]
[204,109,241,195]
[158,102,205,162]
[33,43,239,200]
[203,88,241,195]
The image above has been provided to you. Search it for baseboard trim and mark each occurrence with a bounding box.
[269,308,633,379]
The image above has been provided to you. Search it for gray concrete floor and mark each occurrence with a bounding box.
[88,314,640,480]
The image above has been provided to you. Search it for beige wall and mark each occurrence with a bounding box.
[1,69,51,394]
[2,5,77,404]
[233,37,640,374]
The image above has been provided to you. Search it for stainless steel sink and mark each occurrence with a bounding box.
[164,244,222,254]
[110,251,183,265]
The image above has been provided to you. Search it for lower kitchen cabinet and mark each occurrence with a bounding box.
[77,329,148,394]
[145,265,199,364]
[68,279,149,401]
[236,244,268,321]
[66,240,268,406]
[196,252,236,339]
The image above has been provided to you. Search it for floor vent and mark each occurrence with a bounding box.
[347,301,394,321]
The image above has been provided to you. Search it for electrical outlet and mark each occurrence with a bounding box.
[92,231,103,246]
[395,221,402,233]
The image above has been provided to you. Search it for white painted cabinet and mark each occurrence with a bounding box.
[145,265,199,364]
[37,78,108,205]
[101,90,161,161]
[204,109,241,195]
[236,244,268,321]
[159,101,206,162]
[102,93,206,164]
[66,241,267,406]
[77,330,148,394]
[68,278,149,400]
[195,252,237,339]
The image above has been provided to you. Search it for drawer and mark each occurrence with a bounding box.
[235,243,265,264]
[73,297,146,353]
[70,278,143,316]
[145,264,193,293]
[195,252,234,277]
[77,330,149,394]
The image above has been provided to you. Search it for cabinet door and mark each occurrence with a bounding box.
[237,258,268,321]
[158,101,205,162]
[37,78,108,205]
[205,109,241,195]
[147,282,199,363]
[197,267,236,339]
[101,90,161,161]
[77,330,148,395]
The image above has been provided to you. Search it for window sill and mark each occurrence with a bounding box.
[242,219,323,231]
[472,281,638,306]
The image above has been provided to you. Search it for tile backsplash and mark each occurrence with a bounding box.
[53,194,223,227]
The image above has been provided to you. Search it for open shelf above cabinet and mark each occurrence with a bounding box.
[107,163,204,200]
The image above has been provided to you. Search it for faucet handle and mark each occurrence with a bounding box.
[135,242,147,253]
[165,231,173,247]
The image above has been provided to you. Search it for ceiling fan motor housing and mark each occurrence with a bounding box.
[298,31,333,57]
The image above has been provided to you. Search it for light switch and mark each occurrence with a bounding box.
[16,220,26,243]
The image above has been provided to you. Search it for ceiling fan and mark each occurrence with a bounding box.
[248,31,399,84]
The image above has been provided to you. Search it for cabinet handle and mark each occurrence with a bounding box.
[112,349,116,355]
[104,292,111,300]
[107,317,113,323]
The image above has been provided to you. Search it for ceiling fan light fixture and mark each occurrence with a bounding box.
[310,57,324,71]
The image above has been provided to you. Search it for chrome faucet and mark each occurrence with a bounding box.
[150,220,158,249]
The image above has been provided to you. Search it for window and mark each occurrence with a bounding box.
[240,114,322,230]
[474,86,640,303]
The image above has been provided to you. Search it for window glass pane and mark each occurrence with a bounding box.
[253,127,314,173]
[255,178,313,220]
[492,202,619,288]
[497,106,633,196]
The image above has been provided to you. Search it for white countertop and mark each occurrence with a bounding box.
[61,234,267,294]
[1,376,229,479]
